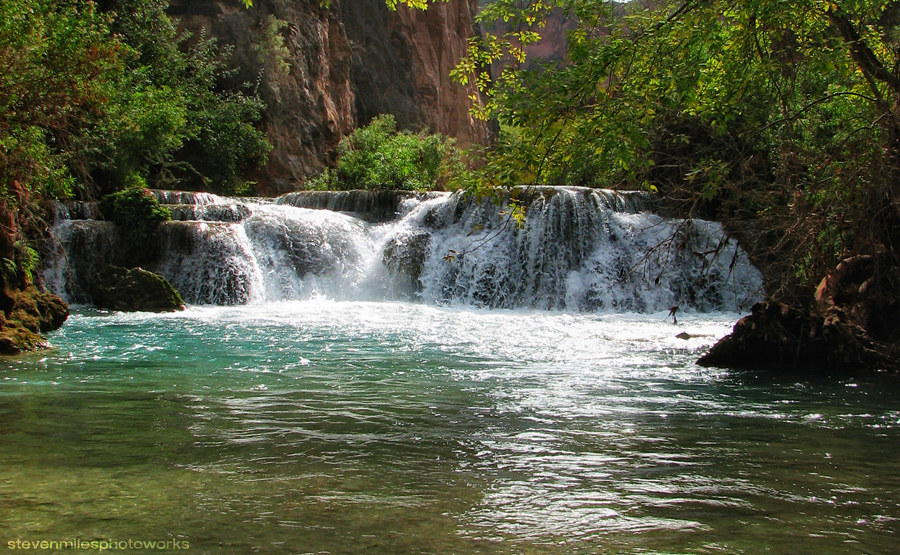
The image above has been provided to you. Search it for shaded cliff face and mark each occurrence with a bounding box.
[168,0,355,195]
[168,0,489,195]
[340,0,491,148]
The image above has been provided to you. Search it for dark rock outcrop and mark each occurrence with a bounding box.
[814,253,900,344]
[168,0,491,195]
[276,190,440,222]
[382,231,429,295]
[1,183,69,355]
[0,270,69,355]
[90,266,185,312]
[699,254,900,372]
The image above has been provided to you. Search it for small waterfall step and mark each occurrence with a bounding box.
[47,200,98,222]
[42,187,765,311]
[150,190,223,206]
[167,203,253,223]
[276,190,447,223]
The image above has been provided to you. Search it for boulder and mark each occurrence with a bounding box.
[698,301,832,369]
[91,266,185,312]
[699,254,900,372]
[34,290,69,332]
[382,231,429,295]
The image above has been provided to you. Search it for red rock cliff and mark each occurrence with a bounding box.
[168,0,490,195]
[340,0,491,147]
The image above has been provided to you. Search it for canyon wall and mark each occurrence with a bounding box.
[167,0,491,195]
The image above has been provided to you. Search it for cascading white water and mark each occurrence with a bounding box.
[43,187,764,311]
[420,188,763,312]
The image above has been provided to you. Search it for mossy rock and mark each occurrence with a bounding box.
[0,311,46,354]
[91,266,185,312]
[0,271,69,355]
[34,290,69,332]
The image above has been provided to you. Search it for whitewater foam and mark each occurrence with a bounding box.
[43,187,764,311]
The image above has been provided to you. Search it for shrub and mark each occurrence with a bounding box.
[317,115,471,191]
[98,182,170,246]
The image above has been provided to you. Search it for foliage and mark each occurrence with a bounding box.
[0,0,271,220]
[0,0,121,203]
[4,242,42,285]
[92,0,271,196]
[453,0,900,303]
[98,185,170,245]
[386,0,451,10]
[18,244,40,284]
[310,115,471,191]
[256,15,291,76]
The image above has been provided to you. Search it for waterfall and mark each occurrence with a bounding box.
[43,187,764,312]
[275,190,444,222]
[420,188,761,312]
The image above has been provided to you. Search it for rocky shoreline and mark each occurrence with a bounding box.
[699,254,900,372]
[0,269,68,355]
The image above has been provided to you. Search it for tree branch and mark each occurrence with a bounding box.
[826,7,900,97]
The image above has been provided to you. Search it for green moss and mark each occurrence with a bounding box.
[91,265,184,312]
[0,324,45,354]
[0,281,69,355]
[98,185,170,255]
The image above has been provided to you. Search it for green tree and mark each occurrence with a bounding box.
[92,0,271,195]
[0,0,274,282]
[0,0,124,265]
[454,0,900,302]
[98,184,170,246]
[1,0,121,203]
[1,0,272,208]
[309,115,470,191]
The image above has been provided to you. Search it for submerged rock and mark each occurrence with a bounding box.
[699,254,900,372]
[91,266,185,312]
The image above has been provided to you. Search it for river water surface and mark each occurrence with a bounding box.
[2,302,898,554]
